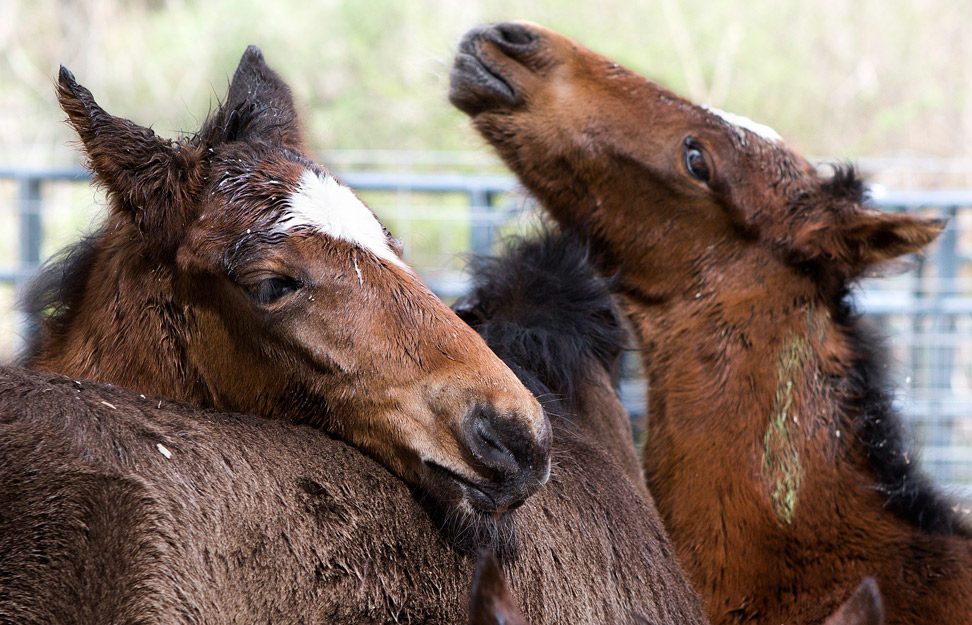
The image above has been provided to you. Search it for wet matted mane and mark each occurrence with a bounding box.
[456,227,627,409]
[844,310,972,537]
[18,229,103,364]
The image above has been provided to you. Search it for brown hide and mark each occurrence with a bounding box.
[0,364,705,625]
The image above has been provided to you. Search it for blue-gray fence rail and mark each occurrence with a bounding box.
[3,166,972,503]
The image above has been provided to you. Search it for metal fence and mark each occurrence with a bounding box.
[2,164,971,503]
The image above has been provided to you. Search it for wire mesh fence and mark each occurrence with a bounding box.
[1,157,971,504]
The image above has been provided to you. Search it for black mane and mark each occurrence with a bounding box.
[821,162,866,203]
[16,228,104,365]
[455,227,627,413]
[840,298,972,536]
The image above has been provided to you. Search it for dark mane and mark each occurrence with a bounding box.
[454,227,627,411]
[16,228,104,365]
[840,298,972,536]
[821,162,866,203]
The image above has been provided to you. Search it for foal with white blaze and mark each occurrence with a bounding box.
[25,46,551,526]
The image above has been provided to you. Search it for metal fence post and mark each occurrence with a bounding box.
[14,175,42,356]
[470,188,494,256]
[928,208,959,481]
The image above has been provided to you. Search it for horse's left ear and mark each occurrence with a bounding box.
[200,45,303,148]
[793,206,945,277]
[57,66,204,259]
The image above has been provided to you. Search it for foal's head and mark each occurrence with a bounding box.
[450,22,943,301]
[39,46,550,521]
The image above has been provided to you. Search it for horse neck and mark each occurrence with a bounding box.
[31,236,213,406]
[631,258,972,625]
[630,254,890,554]
[566,365,646,487]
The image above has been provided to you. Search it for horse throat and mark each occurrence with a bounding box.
[632,289,851,531]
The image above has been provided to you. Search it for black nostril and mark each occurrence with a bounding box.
[459,404,552,512]
[493,22,536,46]
[474,417,510,457]
[464,404,545,478]
[487,22,538,52]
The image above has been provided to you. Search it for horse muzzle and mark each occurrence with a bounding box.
[449,22,541,115]
[424,402,552,516]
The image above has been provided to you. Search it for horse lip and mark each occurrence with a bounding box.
[423,460,499,512]
[449,51,519,114]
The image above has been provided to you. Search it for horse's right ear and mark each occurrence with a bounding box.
[822,577,885,625]
[468,550,529,625]
[57,67,205,258]
[200,45,303,148]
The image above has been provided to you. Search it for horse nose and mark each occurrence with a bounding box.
[484,22,539,55]
[462,403,552,510]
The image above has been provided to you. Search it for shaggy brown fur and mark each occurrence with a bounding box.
[449,21,972,625]
[0,230,707,624]
[467,555,884,625]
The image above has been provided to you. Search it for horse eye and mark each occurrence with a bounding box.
[684,139,711,183]
[246,276,303,305]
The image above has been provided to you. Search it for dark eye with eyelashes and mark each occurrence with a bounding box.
[245,275,304,306]
[683,137,711,183]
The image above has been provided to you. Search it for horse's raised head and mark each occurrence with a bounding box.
[52,47,551,528]
[449,22,943,299]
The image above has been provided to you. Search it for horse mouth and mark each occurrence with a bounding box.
[449,49,519,115]
[423,460,523,514]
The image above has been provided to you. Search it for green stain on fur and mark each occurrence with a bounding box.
[762,335,808,525]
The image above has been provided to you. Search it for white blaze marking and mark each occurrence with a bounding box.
[279,170,407,269]
[156,443,172,459]
[704,105,782,142]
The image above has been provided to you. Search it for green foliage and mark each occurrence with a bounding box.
[1,0,970,165]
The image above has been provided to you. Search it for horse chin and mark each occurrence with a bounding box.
[448,51,519,116]
[413,466,520,559]
[433,498,520,561]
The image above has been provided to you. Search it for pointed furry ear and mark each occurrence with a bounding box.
[822,577,884,625]
[834,210,945,276]
[57,66,204,259]
[468,550,528,625]
[843,211,945,269]
[201,45,303,148]
[792,207,945,278]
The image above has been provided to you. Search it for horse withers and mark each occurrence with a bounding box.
[450,21,971,625]
[22,46,550,529]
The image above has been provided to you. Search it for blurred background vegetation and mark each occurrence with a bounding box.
[1,0,970,174]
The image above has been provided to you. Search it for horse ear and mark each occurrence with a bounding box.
[793,206,944,277]
[57,66,204,259]
[841,211,945,269]
[822,577,885,625]
[201,45,303,148]
[468,550,529,625]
